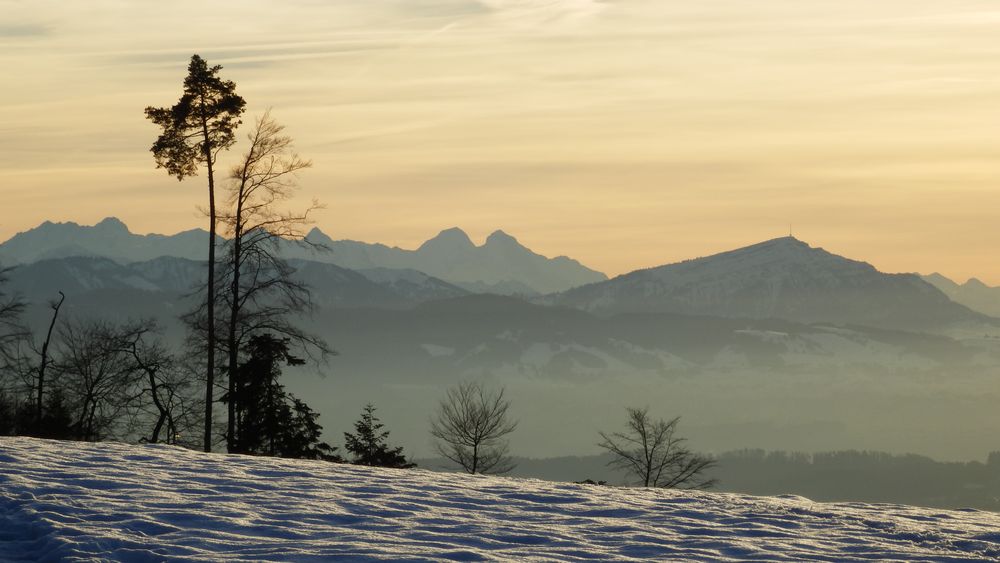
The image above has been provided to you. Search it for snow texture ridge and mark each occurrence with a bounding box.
[2,437,1000,561]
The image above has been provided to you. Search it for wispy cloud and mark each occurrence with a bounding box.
[477,0,608,26]
[0,23,48,38]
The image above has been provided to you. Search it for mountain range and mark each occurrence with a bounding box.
[3,219,997,332]
[0,217,212,264]
[1,256,468,314]
[0,218,606,295]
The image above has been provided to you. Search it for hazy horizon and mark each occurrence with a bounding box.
[2,0,1000,283]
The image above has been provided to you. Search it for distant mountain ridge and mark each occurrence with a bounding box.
[295,226,605,294]
[4,219,994,332]
[0,218,607,295]
[547,236,989,331]
[3,255,467,312]
[922,273,1000,317]
[0,218,214,264]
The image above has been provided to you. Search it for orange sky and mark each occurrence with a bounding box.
[1,0,999,283]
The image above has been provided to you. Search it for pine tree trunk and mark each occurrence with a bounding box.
[202,115,217,454]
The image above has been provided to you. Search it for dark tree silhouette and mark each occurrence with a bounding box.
[0,264,23,432]
[0,263,26,375]
[33,291,64,431]
[430,381,517,475]
[0,391,15,436]
[224,334,338,460]
[57,319,145,441]
[344,403,415,468]
[1,291,66,437]
[145,54,246,452]
[598,407,716,489]
[216,111,328,452]
[120,322,200,445]
[17,387,74,440]
[0,278,73,439]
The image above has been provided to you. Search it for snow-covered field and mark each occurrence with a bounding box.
[2,438,999,562]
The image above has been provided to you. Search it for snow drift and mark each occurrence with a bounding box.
[1,437,999,561]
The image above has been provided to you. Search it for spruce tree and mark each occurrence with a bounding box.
[225,334,339,461]
[344,403,415,468]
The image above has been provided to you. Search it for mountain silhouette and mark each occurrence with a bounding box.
[0,218,214,264]
[923,273,1000,317]
[295,226,606,294]
[547,236,988,330]
[0,219,606,295]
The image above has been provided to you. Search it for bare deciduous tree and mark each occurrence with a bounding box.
[0,264,26,374]
[33,292,64,429]
[1,291,66,436]
[216,111,328,452]
[598,407,716,489]
[121,322,200,445]
[430,381,518,475]
[0,264,26,432]
[57,319,145,441]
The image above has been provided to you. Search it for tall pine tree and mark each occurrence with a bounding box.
[145,54,246,452]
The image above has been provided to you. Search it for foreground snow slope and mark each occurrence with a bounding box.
[1,438,999,562]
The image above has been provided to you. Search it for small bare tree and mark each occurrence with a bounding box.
[33,292,64,429]
[57,319,145,441]
[0,264,26,374]
[1,291,66,436]
[121,322,200,445]
[0,264,26,432]
[430,381,518,475]
[598,407,716,489]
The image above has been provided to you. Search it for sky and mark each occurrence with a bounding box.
[1,0,999,283]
